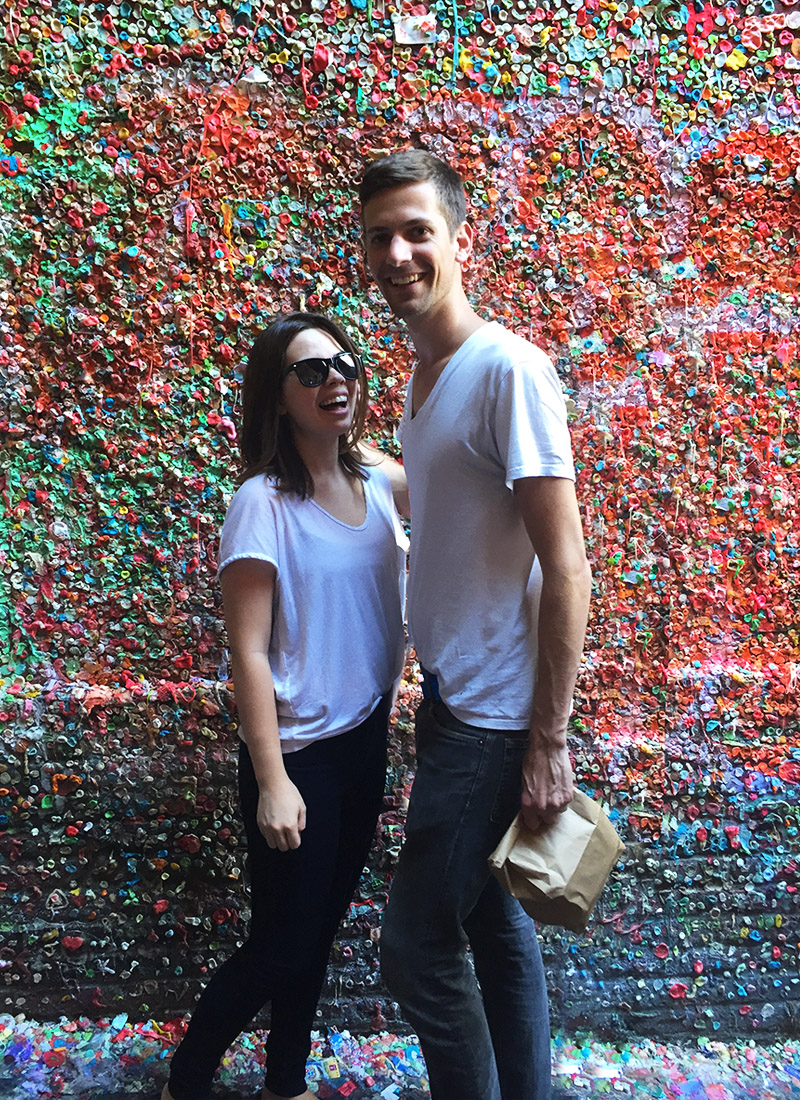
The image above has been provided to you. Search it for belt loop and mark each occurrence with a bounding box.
[420,668,442,702]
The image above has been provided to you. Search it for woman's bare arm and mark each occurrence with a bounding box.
[221,558,306,851]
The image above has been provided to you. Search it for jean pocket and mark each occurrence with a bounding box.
[413,697,433,752]
[489,736,527,826]
[425,714,489,768]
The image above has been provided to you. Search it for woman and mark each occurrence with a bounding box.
[163,312,408,1100]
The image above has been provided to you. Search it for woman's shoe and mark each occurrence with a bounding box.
[261,1088,316,1100]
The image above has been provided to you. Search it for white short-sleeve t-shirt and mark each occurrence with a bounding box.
[218,468,408,752]
[399,322,575,729]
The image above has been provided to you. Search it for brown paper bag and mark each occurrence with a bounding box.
[488,790,625,933]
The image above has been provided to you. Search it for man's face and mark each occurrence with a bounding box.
[362,180,473,323]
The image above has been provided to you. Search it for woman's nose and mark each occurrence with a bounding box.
[326,363,348,384]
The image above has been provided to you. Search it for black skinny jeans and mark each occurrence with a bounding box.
[167,695,389,1099]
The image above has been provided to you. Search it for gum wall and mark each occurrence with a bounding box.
[1,0,800,1042]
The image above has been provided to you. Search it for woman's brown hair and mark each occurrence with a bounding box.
[239,312,368,497]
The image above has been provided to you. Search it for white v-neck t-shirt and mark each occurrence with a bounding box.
[399,322,574,729]
[219,468,408,752]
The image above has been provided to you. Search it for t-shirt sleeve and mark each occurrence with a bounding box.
[494,350,575,488]
[218,477,280,576]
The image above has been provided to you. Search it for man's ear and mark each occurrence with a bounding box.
[454,220,474,265]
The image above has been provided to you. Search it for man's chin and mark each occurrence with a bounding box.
[384,294,428,322]
[390,304,418,321]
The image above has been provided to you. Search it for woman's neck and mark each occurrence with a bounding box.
[299,440,365,524]
[293,433,348,489]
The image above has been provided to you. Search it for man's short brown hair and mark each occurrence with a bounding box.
[359,149,467,236]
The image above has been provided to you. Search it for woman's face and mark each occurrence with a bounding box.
[279,327,361,444]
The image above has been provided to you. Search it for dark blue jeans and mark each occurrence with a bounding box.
[381,699,551,1100]
[167,694,389,1100]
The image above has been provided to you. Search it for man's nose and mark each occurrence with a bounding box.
[386,234,412,265]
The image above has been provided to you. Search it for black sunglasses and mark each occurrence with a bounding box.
[283,351,363,388]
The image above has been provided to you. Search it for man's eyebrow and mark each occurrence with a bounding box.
[366,217,433,234]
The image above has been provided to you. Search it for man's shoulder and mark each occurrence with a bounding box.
[466,322,554,379]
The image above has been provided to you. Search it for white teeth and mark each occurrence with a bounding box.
[390,273,422,286]
[321,396,348,409]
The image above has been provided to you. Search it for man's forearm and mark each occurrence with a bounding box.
[529,560,592,748]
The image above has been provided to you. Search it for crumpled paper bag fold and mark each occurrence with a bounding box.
[488,790,625,933]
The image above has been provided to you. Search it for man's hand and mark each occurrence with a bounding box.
[520,741,574,833]
[257,775,307,851]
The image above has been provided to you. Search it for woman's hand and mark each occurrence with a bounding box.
[257,775,307,851]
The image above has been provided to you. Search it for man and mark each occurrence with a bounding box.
[359,150,591,1100]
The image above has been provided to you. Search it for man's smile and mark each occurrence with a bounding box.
[388,273,424,286]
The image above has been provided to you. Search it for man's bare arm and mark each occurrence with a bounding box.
[513,476,591,831]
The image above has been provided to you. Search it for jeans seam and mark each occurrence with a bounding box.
[438,736,489,905]
[489,737,525,825]
[414,710,491,943]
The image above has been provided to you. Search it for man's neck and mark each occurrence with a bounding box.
[406,295,486,372]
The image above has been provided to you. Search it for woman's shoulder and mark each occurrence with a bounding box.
[227,472,281,506]
[363,465,408,543]
[223,473,284,525]
[362,463,391,499]
[219,474,288,569]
